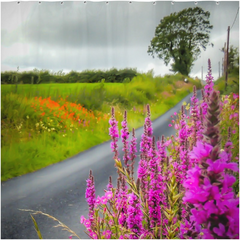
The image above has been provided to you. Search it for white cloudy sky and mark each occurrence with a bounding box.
[1,1,239,80]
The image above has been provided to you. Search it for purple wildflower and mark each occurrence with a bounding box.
[85,170,96,225]
[107,176,113,190]
[126,193,144,238]
[109,107,119,160]
[182,91,239,239]
[204,59,214,99]
[121,111,130,171]
[129,128,137,180]
[102,230,112,239]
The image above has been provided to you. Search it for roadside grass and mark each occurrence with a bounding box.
[1,73,202,181]
[1,130,109,181]
[214,72,239,95]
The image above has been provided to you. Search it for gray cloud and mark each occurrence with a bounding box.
[1,1,239,79]
[2,2,160,48]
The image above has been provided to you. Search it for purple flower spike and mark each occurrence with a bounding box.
[121,111,130,171]
[129,128,137,180]
[107,176,113,190]
[204,59,214,99]
[109,107,119,160]
[85,170,96,226]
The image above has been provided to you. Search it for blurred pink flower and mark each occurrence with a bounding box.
[80,215,86,224]
[101,196,108,205]
[165,139,172,147]
[233,113,238,118]
[109,219,114,225]
[83,219,91,228]
[168,124,172,127]
[103,230,112,238]
[233,93,239,99]
[105,191,113,199]
[95,196,101,206]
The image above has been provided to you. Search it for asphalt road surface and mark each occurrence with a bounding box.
[1,90,202,239]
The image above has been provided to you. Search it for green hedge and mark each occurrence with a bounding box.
[1,68,137,84]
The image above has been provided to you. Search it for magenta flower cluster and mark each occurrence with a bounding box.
[182,141,239,239]
[126,193,144,238]
[81,59,239,239]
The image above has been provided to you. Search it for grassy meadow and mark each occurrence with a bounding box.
[1,72,202,181]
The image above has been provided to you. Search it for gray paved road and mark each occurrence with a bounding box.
[1,90,201,239]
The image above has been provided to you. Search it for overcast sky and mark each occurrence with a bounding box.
[1,1,239,80]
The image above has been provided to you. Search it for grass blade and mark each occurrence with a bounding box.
[30,214,43,239]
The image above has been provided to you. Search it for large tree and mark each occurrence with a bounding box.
[148,7,213,76]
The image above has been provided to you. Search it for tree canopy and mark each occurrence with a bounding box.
[148,7,213,76]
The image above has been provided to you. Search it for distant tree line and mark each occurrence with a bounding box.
[1,68,137,84]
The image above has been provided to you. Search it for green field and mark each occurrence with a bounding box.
[1,73,202,181]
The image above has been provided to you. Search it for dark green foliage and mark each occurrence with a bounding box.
[148,7,213,76]
[215,73,239,95]
[1,68,137,84]
[228,45,239,74]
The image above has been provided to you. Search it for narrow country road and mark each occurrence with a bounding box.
[1,90,202,239]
